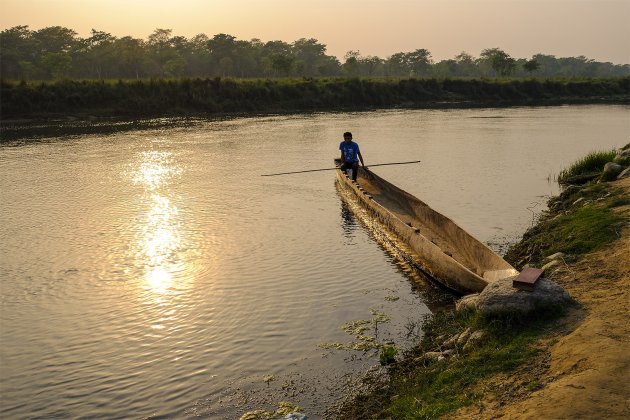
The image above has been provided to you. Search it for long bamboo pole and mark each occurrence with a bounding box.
[261,160,421,176]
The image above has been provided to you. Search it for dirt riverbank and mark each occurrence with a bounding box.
[448,177,630,419]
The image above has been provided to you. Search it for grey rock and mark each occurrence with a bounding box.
[456,294,480,312]
[476,276,571,316]
[573,197,585,205]
[603,162,625,176]
[618,167,630,179]
[284,414,307,420]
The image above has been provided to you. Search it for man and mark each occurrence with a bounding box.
[339,131,365,181]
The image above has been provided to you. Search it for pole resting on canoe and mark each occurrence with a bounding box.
[261,160,421,177]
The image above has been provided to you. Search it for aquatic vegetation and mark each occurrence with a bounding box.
[370,308,391,324]
[239,401,302,420]
[379,345,398,365]
[320,309,394,353]
[348,335,381,351]
[384,294,400,301]
[263,375,275,384]
[318,342,345,350]
[341,319,372,335]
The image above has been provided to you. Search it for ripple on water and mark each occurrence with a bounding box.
[2,106,628,418]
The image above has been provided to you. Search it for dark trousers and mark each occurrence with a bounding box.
[340,161,359,181]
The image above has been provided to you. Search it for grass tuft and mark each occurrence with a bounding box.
[557,150,616,184]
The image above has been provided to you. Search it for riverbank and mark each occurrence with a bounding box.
[1,77,628,120]
[333,150,630,418]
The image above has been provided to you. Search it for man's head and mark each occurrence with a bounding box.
[343,132,353,143]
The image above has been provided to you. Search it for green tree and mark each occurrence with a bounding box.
[83,29,116,79]
[207,33,237,76]
[41,51,72,79]
[343,50,361,76]
[454,51,478,76]
[385,49,432,77]
[32,26,78,54]
[268,53,294,76]
[292,38,329,76]
[480,48,516,76]
[115,36,146,79]
[146,28,183,76]
[32,26,78,79]
[407,48,432,76]
[0,26,37,79]
[523,58,540,74]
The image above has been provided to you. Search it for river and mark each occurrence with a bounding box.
[1,105,628,418]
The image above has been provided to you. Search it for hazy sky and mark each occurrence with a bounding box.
[2,0,629,64]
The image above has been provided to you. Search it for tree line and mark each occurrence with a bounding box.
[1,25,629,81]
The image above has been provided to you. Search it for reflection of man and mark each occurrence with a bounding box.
[339,132,365,181]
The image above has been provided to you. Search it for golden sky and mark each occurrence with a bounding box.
[1,0,629,63]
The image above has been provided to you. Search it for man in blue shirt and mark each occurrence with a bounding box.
[339,131,365,181]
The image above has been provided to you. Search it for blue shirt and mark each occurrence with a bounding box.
[339,141,360,163]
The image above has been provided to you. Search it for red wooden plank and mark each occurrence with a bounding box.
[513,267,543,291]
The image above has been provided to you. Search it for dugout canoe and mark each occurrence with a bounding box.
[334,159,518,294]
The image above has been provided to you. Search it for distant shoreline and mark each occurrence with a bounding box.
[1,77,628,124]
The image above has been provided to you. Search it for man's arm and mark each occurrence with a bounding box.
[340,150,345,163]
[358,151,365,167]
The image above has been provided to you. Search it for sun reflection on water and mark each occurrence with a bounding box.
[132,150,188,296]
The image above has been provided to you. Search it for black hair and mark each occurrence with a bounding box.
[343,132,352,138]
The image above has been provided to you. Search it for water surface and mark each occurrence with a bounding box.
[1,105,628,418]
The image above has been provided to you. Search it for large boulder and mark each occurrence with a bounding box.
[475,275,571,316]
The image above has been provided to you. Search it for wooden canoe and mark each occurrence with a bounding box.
[334,159,517,294]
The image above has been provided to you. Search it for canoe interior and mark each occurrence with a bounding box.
[335,160,517,291]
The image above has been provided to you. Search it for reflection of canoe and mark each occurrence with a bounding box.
[334,159,517,294]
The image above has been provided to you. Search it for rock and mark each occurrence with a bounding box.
[456,328,472,346]
[617,148,630,157]
[541,259,562,272]
[476,276,571,316]
[573,197,585,205]
[442,334,459,349]
[603,162,625,177]
[463,330,487,351]
[618,167,630,180]
[545,252,565,261]
[423,351,444,361]
[442,349,455,356]
[284,414,307,420]
[456,294,479,312]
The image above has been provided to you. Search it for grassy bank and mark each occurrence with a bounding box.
[1,76,629,119]
[335,149,629,419]
[337,308,565,418]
